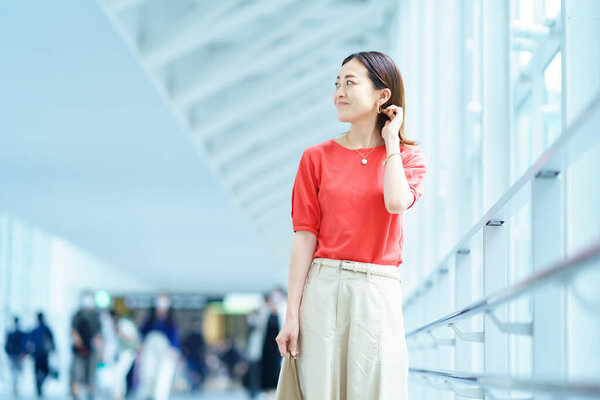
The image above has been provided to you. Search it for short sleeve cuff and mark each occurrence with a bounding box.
[405,190,418,211]
[293,225,319,236]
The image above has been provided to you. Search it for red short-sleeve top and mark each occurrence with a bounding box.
[291,138,428,267]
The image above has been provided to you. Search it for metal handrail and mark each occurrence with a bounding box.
[405,238,600,338]
[404,92,600,307]
[410,367,600,398]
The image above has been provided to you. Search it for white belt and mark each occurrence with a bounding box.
[312,257,401,282]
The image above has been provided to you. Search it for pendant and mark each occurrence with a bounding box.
[361,158,367,165]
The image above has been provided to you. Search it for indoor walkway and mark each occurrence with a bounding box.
[0,390,254,400]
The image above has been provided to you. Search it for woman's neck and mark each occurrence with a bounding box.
[347,118,383,148]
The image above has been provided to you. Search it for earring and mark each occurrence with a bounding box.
[377,103,381,114]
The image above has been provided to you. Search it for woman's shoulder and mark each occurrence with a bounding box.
[306,138,333,152]
[401,143,424,156]
[301,138,334,159]
[400,142,420,150]
[400,143,427,169]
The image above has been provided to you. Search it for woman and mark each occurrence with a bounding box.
[275,51,428,399]
[112,312,140,400]
[138,293,181,400]
[261,290,286,398]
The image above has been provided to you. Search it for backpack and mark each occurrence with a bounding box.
[27,326,54,357]
[5,331,25,356]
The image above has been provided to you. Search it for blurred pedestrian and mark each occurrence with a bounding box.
[138,292,180,400]
[26,312,56,398]
[244,306,266,399]
[261,290,284,400]
[181,318,208,392]
[4,316,27,397]
[112,312,140,400]
[70,290,102,400]
[217,338,243,384]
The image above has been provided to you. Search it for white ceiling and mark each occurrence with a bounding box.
[98,0,398,265]
[0,0,398,294]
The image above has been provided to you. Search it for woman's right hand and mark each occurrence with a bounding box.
[275,316,300,358]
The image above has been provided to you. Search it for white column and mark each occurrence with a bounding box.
[438,0,464,253]
[483,220,508,396]
[482,0,510,211]
[419,0,438,272]
[564,0,600,381]
[454,250,474,373]
[531,171,566,389]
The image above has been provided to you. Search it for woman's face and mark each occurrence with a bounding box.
[155,295,171,311]
[333,58,382,123]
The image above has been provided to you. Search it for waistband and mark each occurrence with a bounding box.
[312,257,401,282]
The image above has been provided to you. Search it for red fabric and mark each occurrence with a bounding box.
[291,138,428,267]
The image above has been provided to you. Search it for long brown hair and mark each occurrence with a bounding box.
[342,51,418,147]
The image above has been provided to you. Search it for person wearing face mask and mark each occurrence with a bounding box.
[138,292,180,400]
[275,51,428,399]
[70,290,102,400]
[109,310,140,400]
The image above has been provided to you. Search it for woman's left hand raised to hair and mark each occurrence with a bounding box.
[381,105,403,143]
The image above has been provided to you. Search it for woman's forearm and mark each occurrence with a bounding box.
[286,231,318,320]
[383,139,413,213]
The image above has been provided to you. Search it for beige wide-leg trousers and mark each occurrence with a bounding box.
[296,257,409,400]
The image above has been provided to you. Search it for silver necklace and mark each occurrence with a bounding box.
[344,133,383,165]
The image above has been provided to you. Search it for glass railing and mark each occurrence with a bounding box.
[403,93,600,398]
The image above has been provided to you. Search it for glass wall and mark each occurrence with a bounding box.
[395,0,599,397]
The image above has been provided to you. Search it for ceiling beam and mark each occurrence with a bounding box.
[173,2,381,108]
[194,41,363,144]
[225,120,342,189]
[236,163,296,209]
[104,0,147,13]
[229,126,344,205]
[213,96,330,166]
[182,0,336,119]
[246,185,291,221]
[143,0,293,68]
[195,56,333,142]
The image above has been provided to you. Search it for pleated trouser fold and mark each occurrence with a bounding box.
[296,259,409,400]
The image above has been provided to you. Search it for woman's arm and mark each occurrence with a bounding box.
[275,230,317,358]
[383,139,414,213]
[380,105,416,213]
[285,230,317,320]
